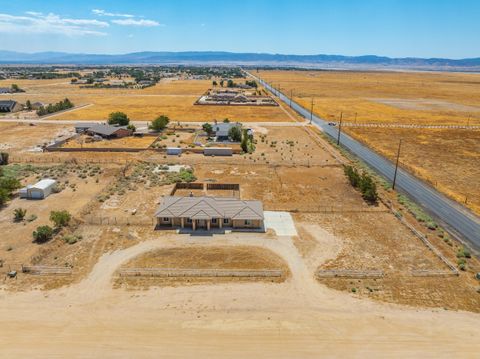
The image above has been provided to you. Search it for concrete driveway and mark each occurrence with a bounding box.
[264,211,297,236]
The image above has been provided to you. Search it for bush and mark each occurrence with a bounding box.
[228,126,242,142]
[150,115,170,132]
[0,152,9,165]
[457,246,471,259]
[50,210,72,228]
[33,225,53,243]
[13,208,27,222]
[63,234,82,245]
[344,165,378,203]
[108,112,130,126]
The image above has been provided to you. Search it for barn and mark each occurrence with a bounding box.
[19,179,57,200]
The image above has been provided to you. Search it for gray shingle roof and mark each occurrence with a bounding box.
[87,124,128,136]
[155,196,263,220]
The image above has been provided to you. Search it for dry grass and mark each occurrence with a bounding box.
[62,135,157,149]
[1,78,293,122]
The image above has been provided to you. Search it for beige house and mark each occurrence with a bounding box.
[155,196,264,231]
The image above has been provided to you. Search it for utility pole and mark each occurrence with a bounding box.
[290,89,293,107]
[336,112,343,145]
[310,98,314,124]
[392,139,402,190]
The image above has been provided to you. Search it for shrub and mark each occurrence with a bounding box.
[50,210,72,228]
[108,112,130,126]
[63,234,82,245]
[13,208,27,222]
[228,126,242,142]
[457,246,471,259]
[33,225,54,243]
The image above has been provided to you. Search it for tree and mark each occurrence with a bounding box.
[127,124,136,132]
[223,118,230,123]
[219,80,224,87]
[11,84,20,92]
[0,177,20,192]
[0,188,9,206]
[108,112,130,126]
[149,115,170,132]
[227,79,235,88]
[26,100,32,111]
[50,210,71,228]
[13,208,27,222]
[228,126,242,142]
[33,225,53,243]
[212,80,218,87]
[241,129,249,152]
[0,152,9,165]
[202,123,213,136]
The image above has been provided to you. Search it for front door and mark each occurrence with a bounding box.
[197,219,206,228]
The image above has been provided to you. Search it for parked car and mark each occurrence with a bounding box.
[328,122,337,126]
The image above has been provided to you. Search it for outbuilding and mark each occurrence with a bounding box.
[19,179,57,200]
[0,100,23,113]
[166,147,182,155]
[204,147,233,156]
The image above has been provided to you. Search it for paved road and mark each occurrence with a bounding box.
[248,72,480,250]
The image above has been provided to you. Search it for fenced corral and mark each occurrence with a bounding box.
[268,205,390,213]
[206,183,240,191]
[170,182,240,197]
[411,270,459,277]
[82,215,154,226]
[117,268,283,278]
[21,265,72,276]
[316,269,384,279]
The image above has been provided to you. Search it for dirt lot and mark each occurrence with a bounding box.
[0,122,74,152]
[0,78,294,122]
[295,212,480,313]
[115,246,288,288]
[62,134,158,149]
[347,127,480,214]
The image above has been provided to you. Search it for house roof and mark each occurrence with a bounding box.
[155,196,263,220]
[0,100,17,109]
[22,178,57,191]
[75,122,100,128]
[87,124,129,136]
[213,122,242,137]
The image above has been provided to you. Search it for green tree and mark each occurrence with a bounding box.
[11,84,20,92]
[149,115,170,132]
[228,126,242,142]
[0,188,9,206]
[223,118,230,123]
[212,80,218,87]
[0,152,9,165]
[127,124,136,132]
[219,80,224,87]
[13,208,27,222]
[227,79,235,88]
[202,123,213,136]
[33,225,54,243]
[108,112,130,126]
[50,210,72,228]
[0,177,20,192]
[26,100,32,110]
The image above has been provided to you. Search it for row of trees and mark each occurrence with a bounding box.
[32,210,72,243]
[0,157,21,206]
[107,112,170,133]
[343,165,378,203]
[36,98,74,116]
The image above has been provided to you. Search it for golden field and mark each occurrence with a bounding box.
[257,70,480,125]
[0,79,293,122]
[257,70,480,215]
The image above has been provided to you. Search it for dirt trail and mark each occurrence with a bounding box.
[0,233,479,357]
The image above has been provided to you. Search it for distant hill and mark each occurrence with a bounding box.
[1,50,479,70]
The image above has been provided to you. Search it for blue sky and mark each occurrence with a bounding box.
[0,0,478,58]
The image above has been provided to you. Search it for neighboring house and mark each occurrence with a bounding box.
[19,179,57,200]
[0,87,11,94]
[0,100,23,113]
[31,102,47,110]
[86,124,132,138]
[74,122,100,133]
[212,122,242,141]
[155,196,264,231]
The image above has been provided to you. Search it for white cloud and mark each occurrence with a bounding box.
[0,12,108,36]
[92,9,134,18]
[111,18,162,27]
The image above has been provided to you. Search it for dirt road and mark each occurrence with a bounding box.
[0,232,479,357]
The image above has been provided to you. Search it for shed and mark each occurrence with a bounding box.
[0,100,23,113]
[166,147,182,155]
[20,179,57,200]
[204,147,233,156]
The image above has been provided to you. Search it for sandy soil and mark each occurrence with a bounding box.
[62,135,158,149]
[0,231,479,357]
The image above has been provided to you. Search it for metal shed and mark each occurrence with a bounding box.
[166,147,182,155]
[20,179,57,199]
[203,147,233,156]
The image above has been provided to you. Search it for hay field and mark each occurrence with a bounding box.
[257,70,480,125]
[0,78,293,122]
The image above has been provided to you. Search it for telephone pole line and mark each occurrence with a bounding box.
[336,112,343,145]
[392,139,402,190]
[310,98,314,124]
[290,89,293,107]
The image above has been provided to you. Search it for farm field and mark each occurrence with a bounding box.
[0,78,294,122]
[257,70,480,215]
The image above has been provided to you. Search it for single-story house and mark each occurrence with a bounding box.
[86,124,133,138]
[0,87,11,94]
[74,122,101,133]
[155,196,264,231]
[212,122,242,141]
[31,102,47,110]
[0,100,23,113]
[19,179,57,200]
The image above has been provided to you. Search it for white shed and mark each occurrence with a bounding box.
[20,179,57,199]
[166,147,182,155]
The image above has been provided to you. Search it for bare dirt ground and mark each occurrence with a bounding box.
[1,231,479,357]
[62,134,158,149]
[115,246,288,288]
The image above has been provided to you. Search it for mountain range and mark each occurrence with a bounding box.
[0,51,479,70]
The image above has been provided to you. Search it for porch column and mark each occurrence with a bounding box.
[181,217,184,228]
[207,220,211,231]
[171,218,174,227]
[192,220,196,231]
[219,219,222,229]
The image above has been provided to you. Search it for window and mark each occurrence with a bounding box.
[162,217,170,222]
[211,218,217,224]
[186,218,192,223]
[244,220,252,226]
[223,218,229,224]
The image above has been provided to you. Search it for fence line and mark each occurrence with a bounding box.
[316,269,384,279]
[341,122,480,130]
[21,265,72,276]
[118,268,283,278]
